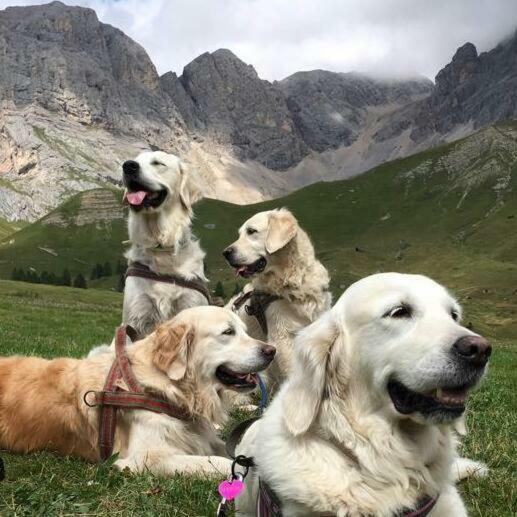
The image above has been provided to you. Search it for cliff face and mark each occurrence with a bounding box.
[376,32,517,143]
[0,2,515,222]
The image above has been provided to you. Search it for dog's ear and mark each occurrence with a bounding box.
[282,311,340,435]
[265,209,298,254]
[178,161,203,214]
[153,322,194,381]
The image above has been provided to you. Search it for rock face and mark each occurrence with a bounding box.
[280,70,432,152]
[178,49,310,170]
[376,32,517,143]
[0,1,185,141]
[0,1,515,222]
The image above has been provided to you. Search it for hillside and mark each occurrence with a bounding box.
[0,121,515,336]
[0,2,515,221]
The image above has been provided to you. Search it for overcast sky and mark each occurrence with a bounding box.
[1,0,516,80]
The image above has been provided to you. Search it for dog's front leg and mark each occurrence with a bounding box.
[115,450,233,476]
[427,485,468,517]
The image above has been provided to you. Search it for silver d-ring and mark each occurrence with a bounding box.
[83,390,98,407]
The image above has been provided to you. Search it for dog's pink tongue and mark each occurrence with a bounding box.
[126,191,147,205]
[235,266,246,276]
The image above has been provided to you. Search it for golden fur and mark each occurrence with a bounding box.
[0,306,273,475]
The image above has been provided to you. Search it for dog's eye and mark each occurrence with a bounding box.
[246,227,258,235]
[385,305,412,318]
[151,160,164,166]
[222,328,235,336]
[451,310,460,322]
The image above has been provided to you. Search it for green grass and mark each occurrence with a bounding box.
[0,122,515,514]
[0,280,514,515]
[0,281,223,516]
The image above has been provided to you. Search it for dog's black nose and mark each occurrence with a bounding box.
[261,344,276,359]
[122,160,139,175]
[222,247,234,260]
[452,335,492,367]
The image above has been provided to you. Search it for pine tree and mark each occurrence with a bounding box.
[117,273,125,292]
[40,271,50,284]
[11,268,20,281]
[73,273,87,289]
[90,265,98,280]
[232,283,241,296]
[116,259,126,275]
[62,268,72,286]
[214,281,225,298]
[103,262,112,277]
[48,272,57,285]
[94,263,104,279]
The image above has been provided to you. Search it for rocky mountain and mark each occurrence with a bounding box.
[376,34,517,144]
[0,1,515,222]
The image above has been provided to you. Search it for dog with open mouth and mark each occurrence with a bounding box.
[235,273,491,516]
[0,306,275,476]
[223,208,332,388]
[118,151,207,341]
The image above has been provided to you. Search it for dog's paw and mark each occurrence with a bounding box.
[240,404,259,412]
[452,457,489,481]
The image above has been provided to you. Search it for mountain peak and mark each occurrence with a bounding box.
[451,42,478,63]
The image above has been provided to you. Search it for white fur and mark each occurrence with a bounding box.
[236,273,490,516]
[226,209,331,387]
[90,152,206,359]
[123,151,207,339]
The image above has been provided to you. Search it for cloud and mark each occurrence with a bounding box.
[1,0,515,80]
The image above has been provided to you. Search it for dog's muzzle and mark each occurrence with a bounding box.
[223,248,267,278]
[388,335,491,422]
[122,161,168,211]
[215,345,276,391]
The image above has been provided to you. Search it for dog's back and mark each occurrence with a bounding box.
[0,356,96,460]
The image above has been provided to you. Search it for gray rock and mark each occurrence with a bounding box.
[0,1,515,222]
[279,70,432,151]
[177,49,309,170]
[376,31,517,143]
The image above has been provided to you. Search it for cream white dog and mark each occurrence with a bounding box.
[122,150,207,339]
[0,306,276,476]
[236,273,491,516]
[223,209,331,387]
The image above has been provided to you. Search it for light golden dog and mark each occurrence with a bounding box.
[122,150,207,339]
[0,306,275,476]
[224,208,331,387]
[236,273,491,516]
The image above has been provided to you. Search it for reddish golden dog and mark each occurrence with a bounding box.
[0,306,274,475]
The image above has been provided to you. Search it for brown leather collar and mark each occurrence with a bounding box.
[84,325,190,460]
[125,261,212,305]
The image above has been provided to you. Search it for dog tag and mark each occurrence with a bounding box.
[218,477,244,500]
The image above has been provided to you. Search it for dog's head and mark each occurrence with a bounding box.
[283,273,491,435]
[222,209,298,278]
[151,306,275,392]
[122,151,202,214]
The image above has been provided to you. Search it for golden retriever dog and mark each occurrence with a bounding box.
[122,150,207,340]
[235,273,491,516]
[223,208,331,387]
[0,306,275,476]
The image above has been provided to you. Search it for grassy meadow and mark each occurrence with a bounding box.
[0,280,514,515]
[0,122,515,515]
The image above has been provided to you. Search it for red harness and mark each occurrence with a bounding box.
[84,325,190,460]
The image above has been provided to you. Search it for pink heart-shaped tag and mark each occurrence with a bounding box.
[218,479,244,500]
